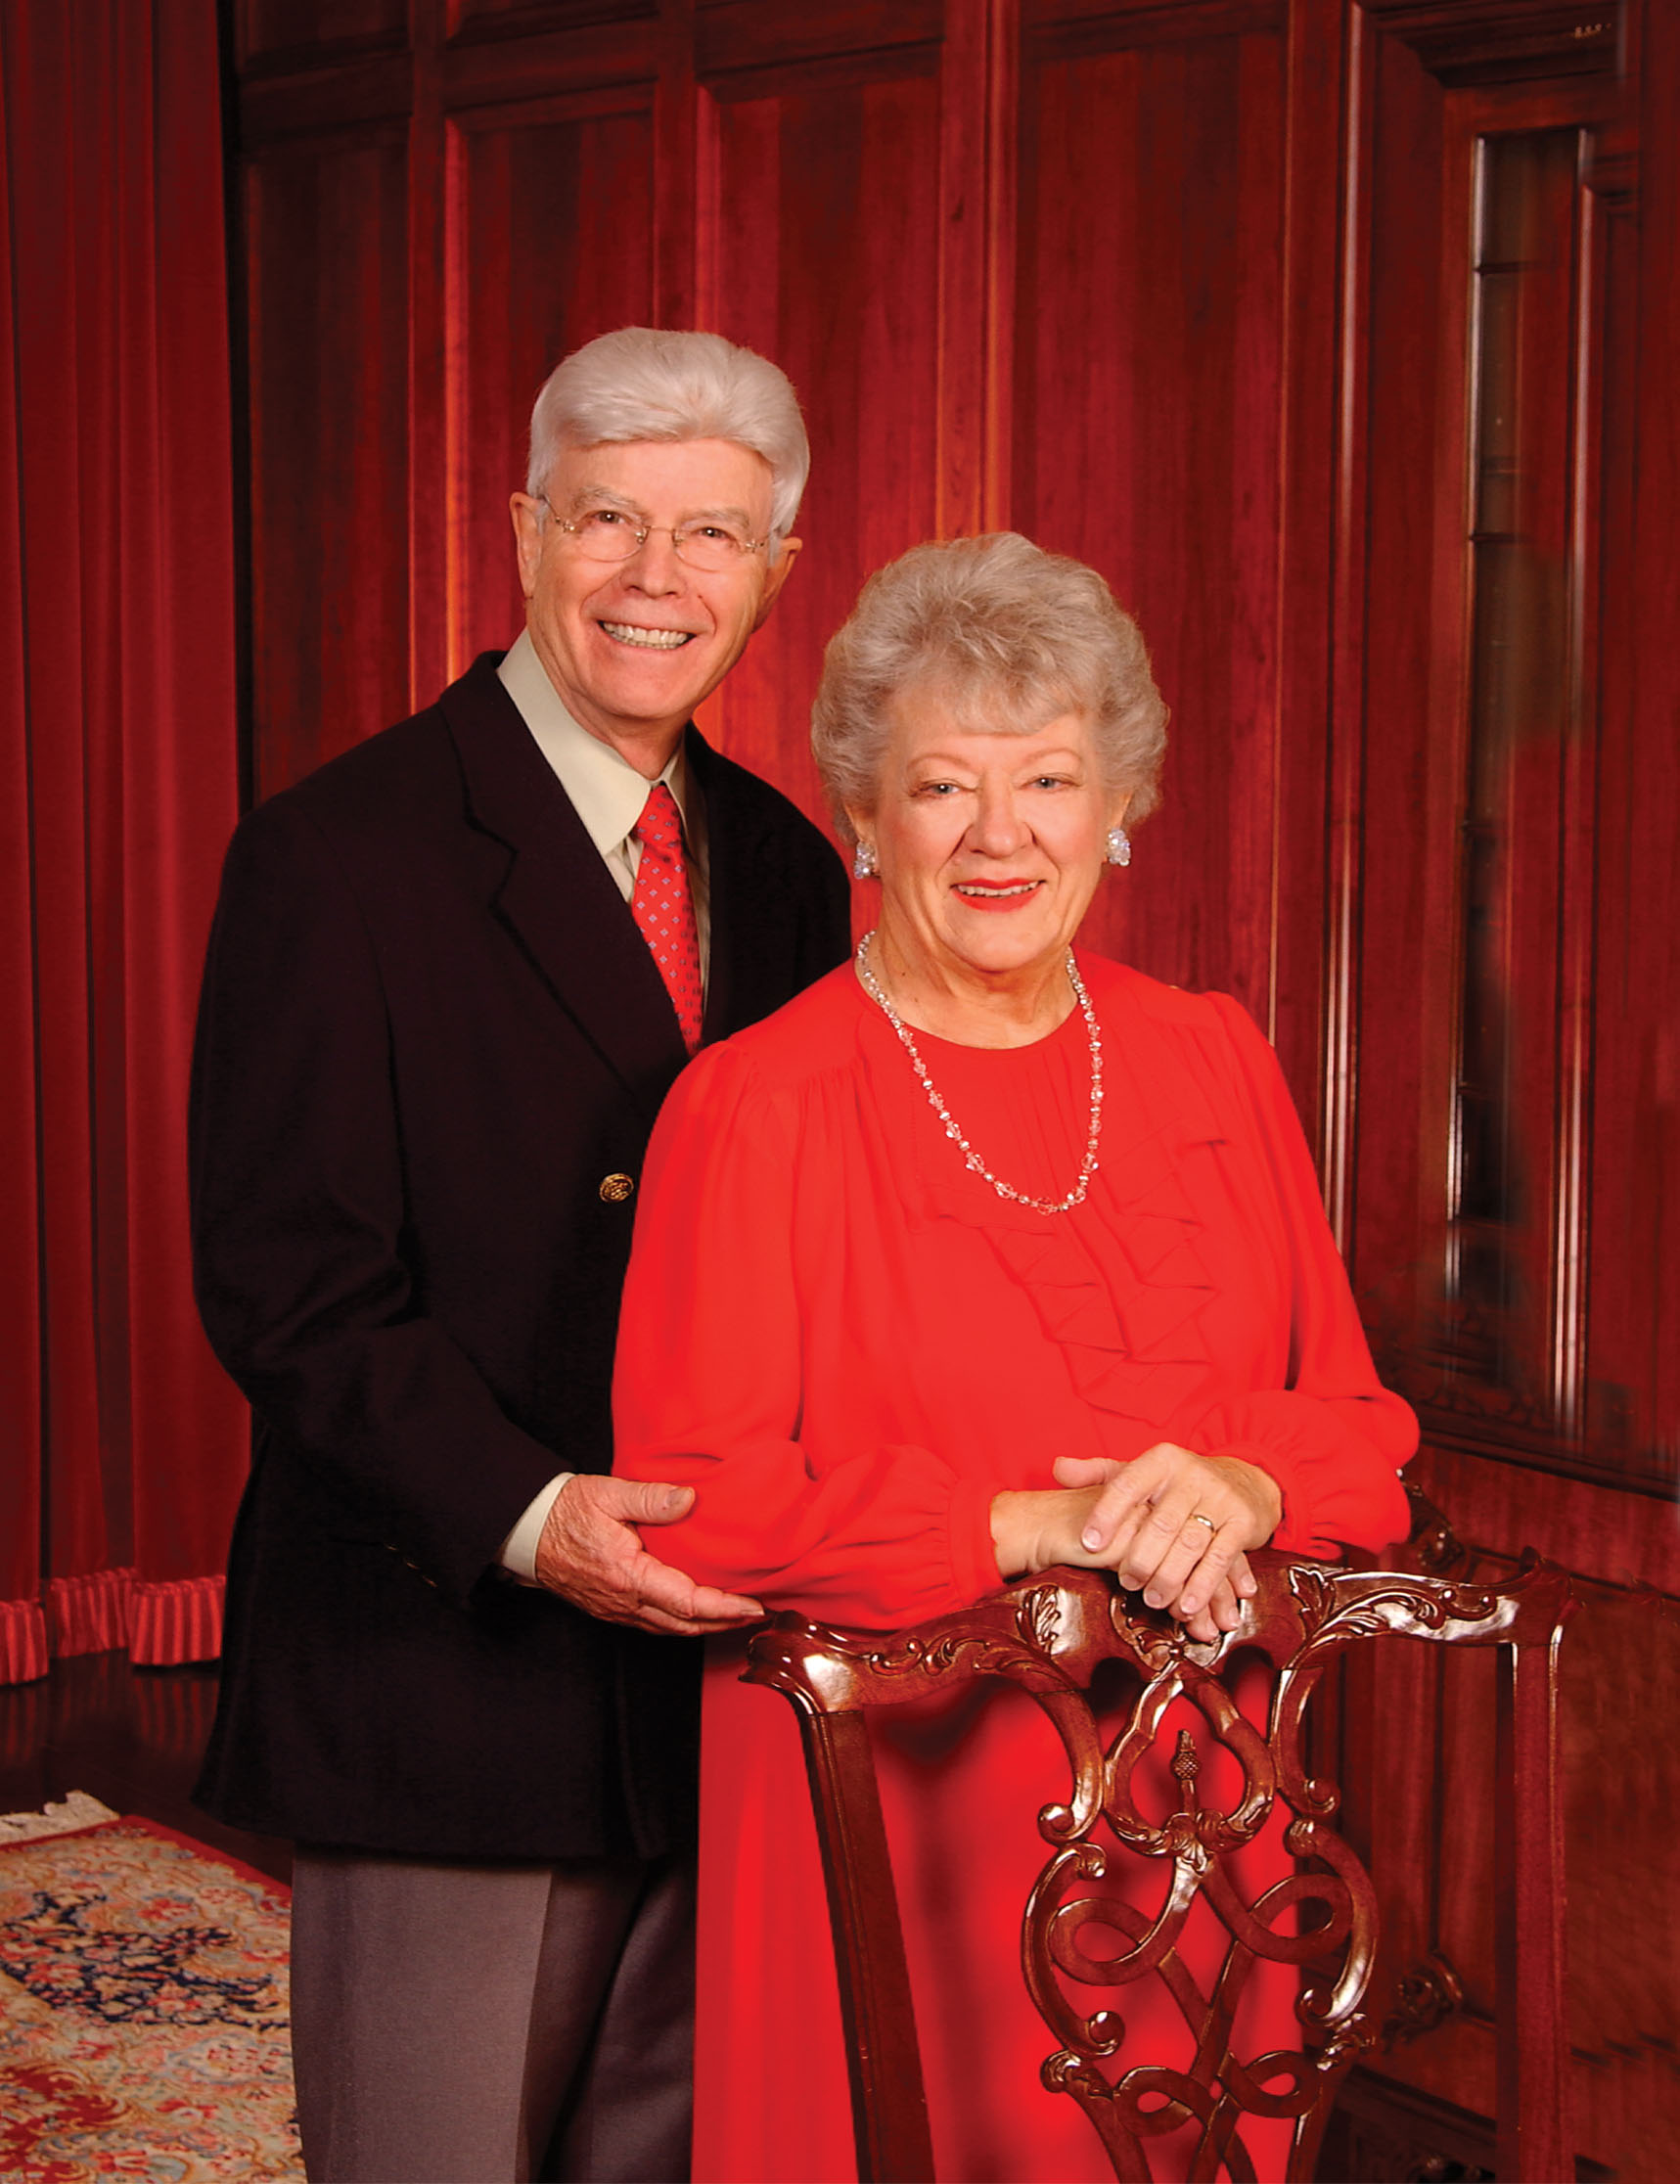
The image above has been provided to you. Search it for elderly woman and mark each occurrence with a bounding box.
[613,533,1414,2184]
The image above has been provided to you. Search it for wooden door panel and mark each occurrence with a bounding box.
[1015,21,1288,1014]
[1557,1579,1680,2176]
[1582,150,1677,1478]
[1327,13,1675,2178]
[1340,24,1459,1365]
[448,98,659,675]
[1347,40,1651,1491]
[238,0,406,72]
[1338,1519,1680,2183]
[696,62,945,828]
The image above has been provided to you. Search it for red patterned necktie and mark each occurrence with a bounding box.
[630,782,704,1056]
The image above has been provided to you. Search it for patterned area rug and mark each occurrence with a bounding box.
[0,1799,303,2179]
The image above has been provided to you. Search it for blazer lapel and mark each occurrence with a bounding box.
[439,657,688,1119]
[692,728,806,1042]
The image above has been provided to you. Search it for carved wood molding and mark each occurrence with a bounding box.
[1380,1949,1467,2047]
[1401,1479,1473,1573]
[1024,0,1284,63]
[448,0,659,51]
[1359,0,1621,85]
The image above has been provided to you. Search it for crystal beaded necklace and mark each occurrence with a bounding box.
[854,930,1103,1216]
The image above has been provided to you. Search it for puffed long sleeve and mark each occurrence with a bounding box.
[614,1038,1003,1629]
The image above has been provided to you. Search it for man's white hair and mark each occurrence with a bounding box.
[527,328,809,557]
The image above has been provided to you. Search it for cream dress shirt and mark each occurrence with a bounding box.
[493,627,709,1580]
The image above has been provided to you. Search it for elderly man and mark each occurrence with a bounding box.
[189,329,850,2183]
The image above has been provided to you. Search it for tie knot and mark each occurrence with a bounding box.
[633,782,684,855]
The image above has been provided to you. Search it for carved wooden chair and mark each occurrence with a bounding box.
[744,1547,1577,2184]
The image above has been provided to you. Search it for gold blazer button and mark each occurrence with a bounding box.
[599,1172,635,1204]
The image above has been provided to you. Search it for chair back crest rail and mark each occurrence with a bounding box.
[743,1551,1578,2184]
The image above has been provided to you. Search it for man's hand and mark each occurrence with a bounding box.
[532,1475,763,1638]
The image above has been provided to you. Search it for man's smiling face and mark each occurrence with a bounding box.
[510,436,799,775]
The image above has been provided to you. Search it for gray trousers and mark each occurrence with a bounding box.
[288,1846,696,2184]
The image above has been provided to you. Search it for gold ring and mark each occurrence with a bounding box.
[1189,1512,1217,1531]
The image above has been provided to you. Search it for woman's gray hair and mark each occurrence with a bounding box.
[527,328,809,556]
[811,533,1167,843]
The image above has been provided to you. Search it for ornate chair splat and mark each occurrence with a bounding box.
[744,1551,1577,2184]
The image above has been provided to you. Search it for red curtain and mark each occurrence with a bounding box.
[1,0,248,1682]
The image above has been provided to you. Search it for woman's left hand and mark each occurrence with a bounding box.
[1052,1445,1281,1642]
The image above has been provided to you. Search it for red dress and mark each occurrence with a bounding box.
[613,957,1415,2184]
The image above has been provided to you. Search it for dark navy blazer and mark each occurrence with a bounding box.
[189,653,850,1859]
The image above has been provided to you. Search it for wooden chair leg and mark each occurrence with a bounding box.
[1494,1630,1573,2182]
[796,1708,937,2183]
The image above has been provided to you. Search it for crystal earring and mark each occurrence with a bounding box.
[853,841,879,880]
[1106,826,1132,868]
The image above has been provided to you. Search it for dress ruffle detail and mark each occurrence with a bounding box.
[952,986,1223,1433]
[983,1128,1224,1433]
[890,977,1238,1441]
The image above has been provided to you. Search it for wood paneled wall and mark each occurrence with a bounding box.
[230,3,1678,2176]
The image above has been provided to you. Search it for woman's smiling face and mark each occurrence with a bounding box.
[850,685,1127,990]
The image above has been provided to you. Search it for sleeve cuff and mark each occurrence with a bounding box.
[947,1476,1006,1606]
[499,1472,574,1583]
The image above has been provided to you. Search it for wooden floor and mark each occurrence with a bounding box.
[0,1649,291,1885]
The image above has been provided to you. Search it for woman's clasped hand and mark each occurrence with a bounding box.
[990,1444,1281,1642]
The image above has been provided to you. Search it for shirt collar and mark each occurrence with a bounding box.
[496,627,694,856]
